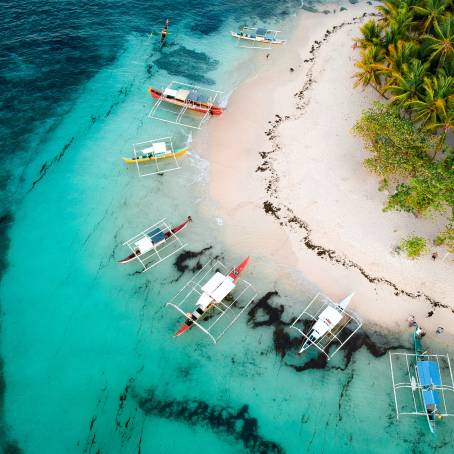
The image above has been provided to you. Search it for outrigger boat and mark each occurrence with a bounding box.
[147,87,224,116]
[290,292,362,360]
[300,293,354,353]
[413,327,449,432]
[118,216,191,264]
[122,142,188,164]
[174,257,250,337]
[231,27,287,46]
[389,326,454,434]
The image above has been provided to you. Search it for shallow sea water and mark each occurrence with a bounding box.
[1,1,454,453]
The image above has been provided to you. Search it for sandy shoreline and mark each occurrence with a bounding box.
[197,1,454,344]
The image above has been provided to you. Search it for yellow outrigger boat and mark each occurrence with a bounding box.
[122,142,189,164]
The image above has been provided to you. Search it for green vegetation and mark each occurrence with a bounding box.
[400,235,428,258]
[352,0,454,249]
[434,224,454,252]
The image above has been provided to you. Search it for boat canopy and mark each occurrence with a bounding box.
[164,88,178,98]
[188,90,210,104]
[175,89,190,102]
[417,361,441,407]
[148,227,165,243]
[135,236,155,254]
[201,272,236,303]
[256,28,267,37]
[311,306,343,337]
[152,141,167,156]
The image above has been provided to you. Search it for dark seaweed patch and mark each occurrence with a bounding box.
[28,137,75,192]
[173,246,213,274]
[135,388,284,453]
[153,46,218,85]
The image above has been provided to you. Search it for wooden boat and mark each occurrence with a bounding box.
[122,145,188,164]
[118,216,192,264]
[231,27,287,46]
[148,87,224,115]
[161,19,169,47]
[175,257,250,337]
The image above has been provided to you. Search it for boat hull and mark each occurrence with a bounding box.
[148,88,223,115]
[122,147,189,164]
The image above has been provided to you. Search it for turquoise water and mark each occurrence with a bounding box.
[1,1,454,452]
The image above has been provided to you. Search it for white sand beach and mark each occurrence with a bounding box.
[197,1,454,342]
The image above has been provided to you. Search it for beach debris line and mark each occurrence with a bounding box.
[257,12,450,314]
[122,136,188,177]
[290,292,362,360]
[148,81,224,129]
[231,26,287,49]
[166,257,256,343]
[389,325,454,434]
[118,217,192,272]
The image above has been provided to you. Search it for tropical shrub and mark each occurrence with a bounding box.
[400,235,428,258]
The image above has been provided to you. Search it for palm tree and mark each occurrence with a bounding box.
[377,0,407,25]
[355,20,384,49]
[423,15,454,68]
[412,0,448,33]
[386,59,428,108]
[407,70,454,129]
[353,46,387,96]
[385,40,419,77]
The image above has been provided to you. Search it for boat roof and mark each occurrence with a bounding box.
[148,228,165,243]
[135,236,155,254]
[256,28,267,36]
[202,271,235,303]
[175,89,190,102]
[187,90,210,104]
[152,141,167,155]
[164,88,178,97]
[417,361,441,406]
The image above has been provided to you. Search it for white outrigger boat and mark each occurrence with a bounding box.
[291,292,362,360]
[231,27,287,48]
[166,257,257,344]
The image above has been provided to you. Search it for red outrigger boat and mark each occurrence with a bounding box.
[118,216,192,264]
[148,87,224,115]
[175,256,250,337]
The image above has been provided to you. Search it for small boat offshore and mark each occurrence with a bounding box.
[148,86,224,115]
